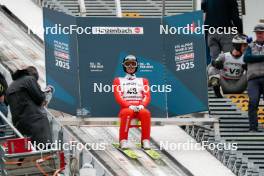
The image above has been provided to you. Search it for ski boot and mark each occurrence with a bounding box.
[120,139,129,150]
[209,75,223,98]
[142,139,151,150]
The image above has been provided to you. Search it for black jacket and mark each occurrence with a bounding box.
[201,0,243,33]
[5,70,46,126]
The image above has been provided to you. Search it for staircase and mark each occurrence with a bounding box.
[186,90,264,176]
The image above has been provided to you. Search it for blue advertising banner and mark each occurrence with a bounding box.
[43,8,208,118]
[164,13,208,117]
[43,8,80,115]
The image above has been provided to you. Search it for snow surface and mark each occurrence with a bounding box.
[0,0,43,40]
[152,125,235,176]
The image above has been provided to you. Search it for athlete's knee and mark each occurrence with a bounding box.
[119,108,134,118]
[139,109,151,118]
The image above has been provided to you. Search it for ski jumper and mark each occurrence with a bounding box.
[113,74,151,142]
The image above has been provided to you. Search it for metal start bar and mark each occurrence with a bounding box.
[54,115,221,140]
[55,117,219,124]
[47,102,220,143]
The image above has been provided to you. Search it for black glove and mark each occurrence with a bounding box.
[212,60,224,70]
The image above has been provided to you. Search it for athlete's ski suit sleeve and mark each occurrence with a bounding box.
[141,78,151,107]
[212,54,225,70]
[113,78,130,108]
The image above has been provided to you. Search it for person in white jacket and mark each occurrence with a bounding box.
[208,34,248,98]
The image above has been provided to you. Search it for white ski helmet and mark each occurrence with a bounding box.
[232,34,248,51]
[122,55,138,73]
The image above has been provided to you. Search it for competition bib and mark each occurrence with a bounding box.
[223,62,243,79]
[119,78,144,101]
[221,52,244,80]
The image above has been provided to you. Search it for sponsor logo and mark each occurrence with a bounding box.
[175,53,194,61]
[134,27,142,34]
[92,27,144,35]
[54,51,69,61]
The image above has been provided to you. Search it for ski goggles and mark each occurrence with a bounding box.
[123,61,137,68]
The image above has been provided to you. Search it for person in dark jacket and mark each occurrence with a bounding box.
[0,72,8,115]
[0,72,8,137]
[202,0,243,61]
[244,24,264,132]
[5,66,52,146]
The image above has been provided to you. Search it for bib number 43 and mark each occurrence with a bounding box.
[127,88,138,94]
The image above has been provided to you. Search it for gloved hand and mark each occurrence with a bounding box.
[136,105,144,112]
[129,105,138,112]
[44,85,55,93]
[212,60,224,70]
[44,91,53,106]
[43,85,54,106]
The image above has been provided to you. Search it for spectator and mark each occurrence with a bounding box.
[244,24,264,132]
[208,34,248,98]
[201,0,243,61]
[5,66,53,146]
[0,72,8,137]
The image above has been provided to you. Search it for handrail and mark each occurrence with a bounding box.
[162,0,166,18]
[78,0,86,17]
[115,0,122,17]
[0,111,23,138]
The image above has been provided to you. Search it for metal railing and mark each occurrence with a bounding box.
[32,0,197,17]
[0,111,23,138]
[115,0,122,17]
[78,0,87,16]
